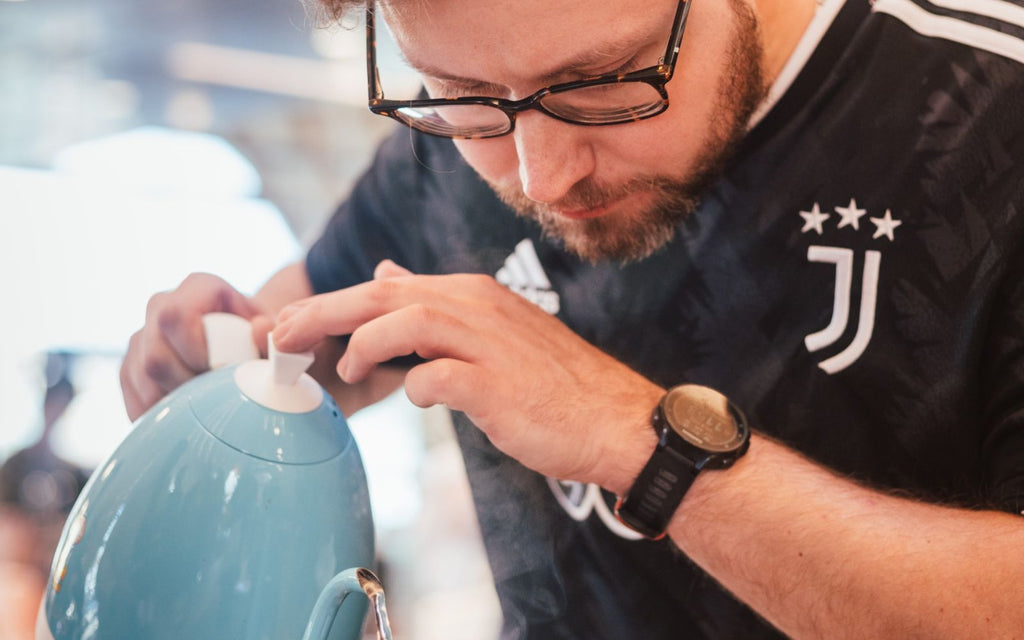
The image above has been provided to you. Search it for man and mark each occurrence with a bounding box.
[2,354,89,640]
[120,0,1024,637]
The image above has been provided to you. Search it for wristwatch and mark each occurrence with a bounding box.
[615,384,750,539]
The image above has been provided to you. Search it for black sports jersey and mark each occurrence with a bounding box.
[306,1,1024,637]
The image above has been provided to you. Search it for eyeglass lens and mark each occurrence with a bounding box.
[396,81,666,138]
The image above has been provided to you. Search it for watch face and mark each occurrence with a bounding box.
[663,385,744,452]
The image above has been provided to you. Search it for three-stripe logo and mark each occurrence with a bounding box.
[495,239,561,315]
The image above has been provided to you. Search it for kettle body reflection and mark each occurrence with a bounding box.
[37,315,389,640]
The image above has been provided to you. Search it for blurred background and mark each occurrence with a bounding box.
[0,0,500,637]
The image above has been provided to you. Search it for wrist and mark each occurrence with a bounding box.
[613,384,751,539]
[598,385,664,497]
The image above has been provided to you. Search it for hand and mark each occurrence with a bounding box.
[273,261,662,492]
[119,273,271,421]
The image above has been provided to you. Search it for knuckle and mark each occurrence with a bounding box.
[463,273,498,291]
[154,304,182,333]
[289,297,316,323]
[144,291,170,318]
[141,353,171,382]
[296,298,327,333]
[180,271,215,289]
[409,302,443,325]
[181,273,239,312]
[368,278,402,305]
[145,292,185,334]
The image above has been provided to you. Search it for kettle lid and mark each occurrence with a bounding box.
[188,363,353,465]
[187,314,353,465]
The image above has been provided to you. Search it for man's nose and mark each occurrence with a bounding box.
[513,111,595,204]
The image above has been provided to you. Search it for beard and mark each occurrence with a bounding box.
[487,0,767,264]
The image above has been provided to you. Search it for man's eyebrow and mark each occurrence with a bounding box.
[409,61,505,93]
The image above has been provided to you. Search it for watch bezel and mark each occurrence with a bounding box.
[657,385,750,468]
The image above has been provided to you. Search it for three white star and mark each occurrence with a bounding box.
[835,198,868,230]
[798,200,902,241]
[870,209,903,241]
[799,203,830,235]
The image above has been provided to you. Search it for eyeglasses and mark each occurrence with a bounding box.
[366,1,692,139]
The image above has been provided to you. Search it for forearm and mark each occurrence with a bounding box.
[255,263,1024,635]
[252,261,315,316]
[665,435,1024,639]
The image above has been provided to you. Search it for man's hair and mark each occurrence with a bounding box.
[313,0,367,25]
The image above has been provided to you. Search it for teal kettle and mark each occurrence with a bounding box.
[36,314,393,640]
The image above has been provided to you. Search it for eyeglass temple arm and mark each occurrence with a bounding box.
[663,0,692,79]
[366,3,384,102]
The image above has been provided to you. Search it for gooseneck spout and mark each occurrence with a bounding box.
[302,568,393,640]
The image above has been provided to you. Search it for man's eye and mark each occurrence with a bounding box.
[440,87,481,98]
[588,54,645,79]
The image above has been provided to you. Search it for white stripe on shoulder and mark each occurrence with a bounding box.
[749,0,847,129]
[874,0,1024,65]
[928,0,1024,29]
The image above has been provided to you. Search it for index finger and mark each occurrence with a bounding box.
[272,278,414,353]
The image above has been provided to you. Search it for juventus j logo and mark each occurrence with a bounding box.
[799,199,901,374]
[804,247,880,374]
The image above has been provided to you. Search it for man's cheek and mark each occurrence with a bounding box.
[453,138,519,186]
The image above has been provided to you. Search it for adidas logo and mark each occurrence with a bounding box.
[495,239,561,315]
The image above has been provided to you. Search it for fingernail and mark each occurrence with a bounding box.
[278,297,314,320]
[337,355,351,382]
[277,305,297,323]
[271,322,291,348]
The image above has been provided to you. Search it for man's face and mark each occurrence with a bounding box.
[383,0,766,263]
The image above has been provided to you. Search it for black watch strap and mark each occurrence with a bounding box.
[614,440,699,540]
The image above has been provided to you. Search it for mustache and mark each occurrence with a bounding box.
[498,174,679,214]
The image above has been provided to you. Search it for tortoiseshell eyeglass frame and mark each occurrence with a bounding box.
[365,0,692,139]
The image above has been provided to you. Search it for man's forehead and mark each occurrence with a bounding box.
[380,0,668,84]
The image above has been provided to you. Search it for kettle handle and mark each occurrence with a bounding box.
[301,567,393,640]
